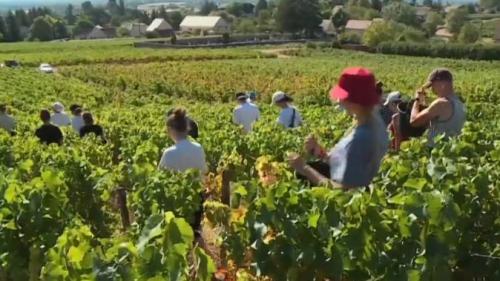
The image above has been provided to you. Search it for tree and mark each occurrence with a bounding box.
[158,5,168,20]
[119,0,126,15]
[458,22,480,43]
[423,11,444,36]
[382,2,418,27]
[200,1,218,15]
[72,19,94,37]
[372,0,383,11]
[15,10,30,27]
[0,16,6,42]
[53,20,68,39]
[331,6,349,29]
[423,0,433,7]
[227,3,245,17]
[363,20,402,47]
[107,0,120,15]
[169,11,184,29]
[82,1,94,14]
[139,12,151,25]
[446,7,468,34]
[255,0,268,15]
[276,0,322,36]
[31,16,53,41]
[241,3,256,14]
[5,11,21,42]
[87,8,112,25]
[65,4,77,25]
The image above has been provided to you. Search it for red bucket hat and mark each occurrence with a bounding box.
[330,67,379,107]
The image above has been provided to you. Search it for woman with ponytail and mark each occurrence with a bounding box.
[159,108,207,173]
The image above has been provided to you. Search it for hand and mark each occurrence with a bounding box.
[287,153,307,174]
[304,135,323,156]
[415,89,426,105]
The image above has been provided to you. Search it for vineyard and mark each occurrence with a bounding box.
[0,40,499,281]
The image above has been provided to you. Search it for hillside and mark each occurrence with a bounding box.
[0,40,499,280]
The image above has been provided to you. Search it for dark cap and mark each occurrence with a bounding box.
[425,68,453,88]
[235,92,248,101]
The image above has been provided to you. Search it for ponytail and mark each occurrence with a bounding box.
[166,108,188,133]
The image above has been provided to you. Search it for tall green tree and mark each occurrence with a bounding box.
[169,11,184,29]
[107,0,120,15]
[255,0,268,15]
[158,5,168,20]
[15,10,30,27]
[5,11,21,42]
[82,1,94,14]
[0,16,6,42]
[276,0,322,36]
[31,16,53,41]
[119,0,126,15]
[331,6,349,29]
[446,7,468,34]
[200,1,218,15]
[65,4,77,25]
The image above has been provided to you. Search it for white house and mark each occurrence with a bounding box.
[435,27,453,41]
[180,16,230,35]
[345,20,372,36]
[87,25,116,39]
[147,18,174,36]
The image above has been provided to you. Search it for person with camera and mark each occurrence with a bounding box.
[410,68,466,147]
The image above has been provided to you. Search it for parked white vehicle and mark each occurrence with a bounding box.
[39,63,54,73]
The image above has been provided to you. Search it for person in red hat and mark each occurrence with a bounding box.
[289,67,389,189]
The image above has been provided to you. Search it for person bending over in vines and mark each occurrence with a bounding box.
[289,67,389,190]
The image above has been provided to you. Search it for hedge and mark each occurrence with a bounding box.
[376,41,500,60]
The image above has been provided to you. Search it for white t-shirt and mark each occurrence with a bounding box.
[0,113,16,133]
[51,112,71,127]
[72,115,85,133]
[159,139,207,173]
[233,102,260,133]
[278,106,302,128]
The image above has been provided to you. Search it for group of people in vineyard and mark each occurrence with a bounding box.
[155,67,465,190]
[0,102,106,144]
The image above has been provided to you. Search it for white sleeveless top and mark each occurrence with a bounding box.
[428,95,466,146]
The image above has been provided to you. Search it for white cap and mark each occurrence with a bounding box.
[53,102,65,113]
[271,91,292,105]
[384,91,402,106]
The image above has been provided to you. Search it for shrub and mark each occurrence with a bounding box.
[376,41,500,60]
[339,31,362,44]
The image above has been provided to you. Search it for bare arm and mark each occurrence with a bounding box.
[410,99,444,127]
